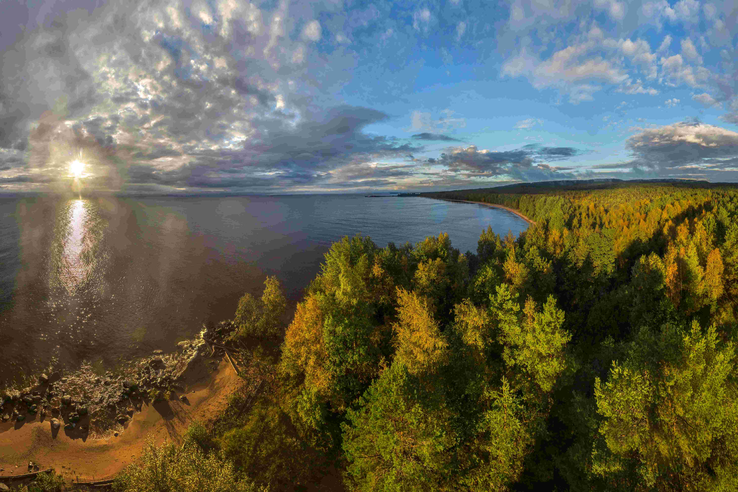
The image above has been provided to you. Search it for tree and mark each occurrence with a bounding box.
[342,362,457,492]
[491,285,570,394]
[393,288,449,376]
[232,276,287,342]
[594,322,738,490]
[703,247,724,306]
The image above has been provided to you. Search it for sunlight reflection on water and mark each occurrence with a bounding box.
[60,199,88,293]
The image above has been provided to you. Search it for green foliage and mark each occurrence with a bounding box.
[594,321,738,490]
[342,362,457,491]
[219,403,329,489]
[13,471,66,492]
[233,275,287,342]
[492,285,570,394]
[114,438,261,492]
[154,184,738,491]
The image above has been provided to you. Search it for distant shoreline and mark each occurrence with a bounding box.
[428,198,536,225]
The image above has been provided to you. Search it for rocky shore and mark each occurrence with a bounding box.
[0,321,237,441]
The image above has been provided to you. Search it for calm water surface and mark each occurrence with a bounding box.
[0,195,527,383]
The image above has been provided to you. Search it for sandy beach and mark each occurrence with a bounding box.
[0,357,244,483]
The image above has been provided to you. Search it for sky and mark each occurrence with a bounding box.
[0,0,737,194]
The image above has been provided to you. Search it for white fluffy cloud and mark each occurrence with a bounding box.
[301,20,322,42]
[515,118,543,130]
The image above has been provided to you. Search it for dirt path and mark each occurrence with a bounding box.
[0,358,244,482]
[435,198,536,225]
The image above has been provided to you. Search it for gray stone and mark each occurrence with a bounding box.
[50,418,60,430]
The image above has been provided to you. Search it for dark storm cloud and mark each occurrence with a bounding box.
[412,133,460,142]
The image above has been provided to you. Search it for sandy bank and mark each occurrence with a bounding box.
[0,357,244,482]
[432,198,536,225]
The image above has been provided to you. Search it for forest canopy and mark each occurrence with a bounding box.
[149,182,738,491]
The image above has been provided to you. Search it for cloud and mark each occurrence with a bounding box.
[625,120,738,175]
[503,34,663,103]
[594,0,626,21]
[408,110,466,133]
[693,93,720,108]
[456,21,466,41]
[618,79,659,95]
[514,118,543,130]
[1,0,436,193]
[665,98,680,107]
[425,143,580,181]
[301,20,322,42]
[411,133,460,142]
[680,38,702,63]
[412,8,431,32]
[642,0,699,26]
[660,54,705,87]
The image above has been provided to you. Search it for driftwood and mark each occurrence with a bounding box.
[203,339,242,376]
[223,350,242,377]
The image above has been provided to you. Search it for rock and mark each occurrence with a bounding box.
[61,395,72,405]
[113,431,119,437]
[39,374,49,384]
[50,418,61,430]
[1,414,9,422]
[117,414,128,424]
[0,482,9,491]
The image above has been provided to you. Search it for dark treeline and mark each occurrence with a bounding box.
[115,183,738,491]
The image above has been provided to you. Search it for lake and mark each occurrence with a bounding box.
[0,195,528,384]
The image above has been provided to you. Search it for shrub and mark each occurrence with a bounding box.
[113,438,262,492]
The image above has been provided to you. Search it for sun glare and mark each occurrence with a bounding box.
[70,160,85,178]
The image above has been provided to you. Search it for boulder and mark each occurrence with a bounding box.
[39,374,49,384]
[50,418,61,430]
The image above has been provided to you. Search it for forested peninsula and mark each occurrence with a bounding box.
[10,181,738,491]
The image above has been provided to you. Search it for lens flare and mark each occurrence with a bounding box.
[70,160,85,178]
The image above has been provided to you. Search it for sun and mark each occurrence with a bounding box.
[70,160,85,178]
